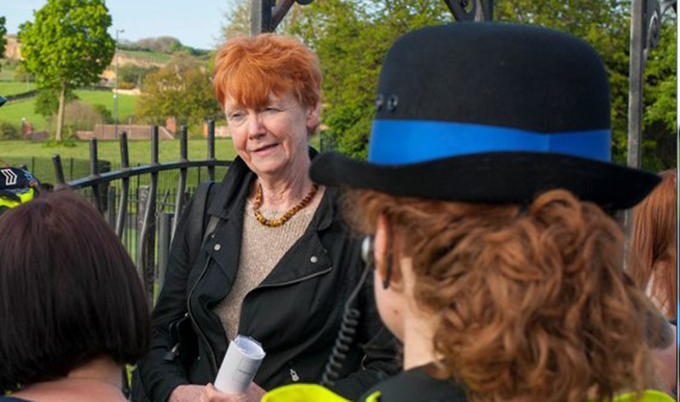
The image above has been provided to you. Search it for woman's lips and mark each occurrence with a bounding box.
[253,143,279,154]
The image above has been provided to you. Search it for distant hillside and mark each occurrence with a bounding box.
[3,35,210,68]
[4,37,171,67]
[117,49,172,67]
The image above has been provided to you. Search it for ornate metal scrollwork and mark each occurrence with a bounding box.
[261,0,316,33]
[645,0,662,51]
[644,0,676,54]
[442,0,493,22]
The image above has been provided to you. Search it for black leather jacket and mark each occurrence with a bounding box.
[138,152,399,402]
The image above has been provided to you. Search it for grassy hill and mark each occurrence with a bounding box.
[1,89,138,131]
[2,138,237,165]
[117,49,172,66]
[0,81,36,96]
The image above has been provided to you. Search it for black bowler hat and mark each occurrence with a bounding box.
[310,23,660,209]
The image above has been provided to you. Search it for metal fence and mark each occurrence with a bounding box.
[46,125,340,311]
[52,123,230,306]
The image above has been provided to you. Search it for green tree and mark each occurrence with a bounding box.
[18,0,115,141]
[34,88,77,120]
[0,17,6,63]
[290,0,452,158]
[118,64,159,88]
[136,36,183,53]
[92,103,113,123]
[642,22,677,171]
[137,54,222,126]
[222,0,251,40]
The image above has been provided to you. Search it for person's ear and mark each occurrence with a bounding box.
[375,215,404,291]
[306,102,321,132]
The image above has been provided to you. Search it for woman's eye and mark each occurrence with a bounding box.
[229,112,244,121]
[264,107,279,113]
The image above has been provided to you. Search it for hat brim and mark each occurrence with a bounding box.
[310,151,661,210]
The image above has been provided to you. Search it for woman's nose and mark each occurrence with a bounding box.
[247,113,265,137]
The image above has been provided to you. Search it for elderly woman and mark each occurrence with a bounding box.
[0,192,150,402]
[265,24,674,402]
[138,34,398,402]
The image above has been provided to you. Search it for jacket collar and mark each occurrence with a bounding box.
[206,147,335,231]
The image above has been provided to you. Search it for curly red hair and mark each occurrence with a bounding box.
[344,189,656,402]
[213,34,321,110]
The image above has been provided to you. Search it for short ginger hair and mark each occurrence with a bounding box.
[213,34,322,109]
[343,189,656,402]
[0,192,150,392]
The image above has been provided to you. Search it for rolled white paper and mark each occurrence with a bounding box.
[214,335,266,394]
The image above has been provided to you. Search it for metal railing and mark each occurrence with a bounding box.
[52,123,231,306]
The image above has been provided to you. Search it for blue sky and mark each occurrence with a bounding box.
[3,0,231,50]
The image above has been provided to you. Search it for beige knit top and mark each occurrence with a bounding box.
[212,189,323,341]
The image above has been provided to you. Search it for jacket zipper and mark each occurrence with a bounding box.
[253,266,332,290]
[289,367,300,382]
[192,252,332,374]
[239,264,333,382]
[187,256,219,373]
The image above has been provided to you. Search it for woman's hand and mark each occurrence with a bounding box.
[169,385,206,402]
[199,383,266,402]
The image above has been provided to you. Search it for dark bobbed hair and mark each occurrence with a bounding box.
[0,191,150,392]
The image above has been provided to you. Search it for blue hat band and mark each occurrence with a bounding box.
[368,120,611,165]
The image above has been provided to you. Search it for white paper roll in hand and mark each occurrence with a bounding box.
[214,335,266,394]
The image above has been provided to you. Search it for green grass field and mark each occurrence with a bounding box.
[0,97,45,129]
[0,68,17,81]
[0,81,36,96]
[75,89,138,121]
[118,49,172,64]
[2,138,237,165]
[2,138,237,185]
[0,89,138,131]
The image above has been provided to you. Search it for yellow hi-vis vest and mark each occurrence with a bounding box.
[263,384,350,402]
[0,188,36,209]
[262,385,674,402]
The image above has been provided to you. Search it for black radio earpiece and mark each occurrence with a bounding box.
[361,233,391,289]
[361,235,375,267]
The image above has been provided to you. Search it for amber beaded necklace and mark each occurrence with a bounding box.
[253,183,319,227]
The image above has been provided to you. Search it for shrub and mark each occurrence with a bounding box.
[64,101,104,132]
[92,103,113,123]
[0,121,20,140]
[118,81,136,90]
[13,64,35,82]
